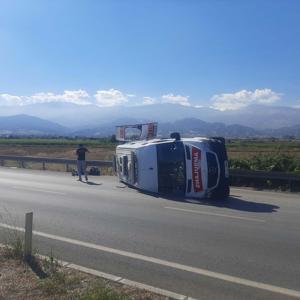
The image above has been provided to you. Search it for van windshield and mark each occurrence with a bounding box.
[157,142,186,195]
[206,152,219,188]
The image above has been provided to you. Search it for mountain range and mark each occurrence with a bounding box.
[0,114,68,136]
[0,113,299,138]
[0,103,299,130]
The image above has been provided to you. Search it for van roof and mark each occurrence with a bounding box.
[116,137,211,149]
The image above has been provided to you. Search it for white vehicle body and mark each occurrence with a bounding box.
[115,136,230,199]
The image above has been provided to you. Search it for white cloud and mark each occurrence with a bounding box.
[142,96,157,105]
[94,89,128,107]
[29,90,90,105]
[161,93,191,106]
[0,94,23,106]
[211,88,281,111]
[126,94,136,98]
[293,99,300,108]
[0,90,91,106]
[0,89,134,107]
[141,93,194,107]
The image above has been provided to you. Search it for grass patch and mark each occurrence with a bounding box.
[2,236,24,260]
[0,209,24,260]
[79,285,129,300]
[39,271,81,296]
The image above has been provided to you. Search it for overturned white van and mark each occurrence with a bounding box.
[115,123,230,199]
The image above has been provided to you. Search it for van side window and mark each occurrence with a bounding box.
[118,156,123,173]
[123,156,128,176]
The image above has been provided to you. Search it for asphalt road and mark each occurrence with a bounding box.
[0,167,299,299]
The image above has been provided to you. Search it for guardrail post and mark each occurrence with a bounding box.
[24,212,33,260]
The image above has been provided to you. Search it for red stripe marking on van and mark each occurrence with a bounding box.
[192,147,203,192]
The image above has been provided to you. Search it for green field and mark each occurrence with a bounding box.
[227,139,300,173]
[227,139,300,157]
[0,137,115,147]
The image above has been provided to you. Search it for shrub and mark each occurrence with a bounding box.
[230,154,300,173]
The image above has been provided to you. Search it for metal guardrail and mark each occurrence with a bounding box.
[229,169,300,182]
[0,155,299,183]
[0,155,112,171]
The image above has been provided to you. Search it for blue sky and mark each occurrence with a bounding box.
[0,0,299,110]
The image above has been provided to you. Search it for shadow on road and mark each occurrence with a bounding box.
[209,196,279,213]
[77,180,102,186]
[85,181,102,186]
[135,187,280,213]
[140,192,280,213]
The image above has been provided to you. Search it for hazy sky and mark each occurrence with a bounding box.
[0,0,299,110]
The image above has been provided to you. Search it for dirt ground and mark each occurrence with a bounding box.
[0,247,170,300]
[0,145,115,173]
[0,145,115,161]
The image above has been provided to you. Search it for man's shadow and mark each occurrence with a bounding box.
[78,180,102,186]
[85,181,102,186]
[138,190,279,213]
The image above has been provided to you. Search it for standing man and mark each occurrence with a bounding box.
[76,144,89,181]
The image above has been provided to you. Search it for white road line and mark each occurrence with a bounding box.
[11,186,66,195]
[119,279,187,300]
[1,223,299,298]
[164,206,265,222]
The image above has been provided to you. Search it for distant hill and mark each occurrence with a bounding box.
[0,114,299,138]
[158,118,260,138]
[0,114,69,136]
[0,103,300,130]
[217,105,300,129]
[264,124,300,138]
[73,117,300,138]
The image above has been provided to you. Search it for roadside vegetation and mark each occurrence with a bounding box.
[226,139,300,191]
[227,139,300,173]
[229,154,300,173]
[0,243,168,300]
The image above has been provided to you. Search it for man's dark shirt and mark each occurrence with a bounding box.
[76,147,88,161]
